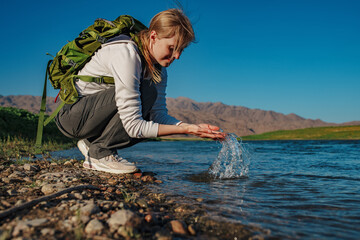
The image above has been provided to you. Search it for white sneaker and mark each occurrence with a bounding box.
[83,154,137,174]
[77,140,89,159]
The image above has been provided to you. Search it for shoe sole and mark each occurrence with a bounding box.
[77,140,89,158]
[83,161,137,174]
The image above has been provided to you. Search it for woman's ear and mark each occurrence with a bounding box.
[150,30,157,42]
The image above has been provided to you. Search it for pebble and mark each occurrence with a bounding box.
[1,177,11,184]
[107,209,141,232]
[141,175,155,182]
[145,214,153,223]
[133,173,142,179]
[26,218,48,226]
[136,198,148,208]
[155,228,172,240]
[1,200,11,207]
[108,178,118,185]
[61,219,73,231]
[188,224,196,235]
[85,219,104,235]
[7,189,18,196]
[23,164,40,172]
[8,171,25,179]
[80,202,100,216]
[118,226,138,238]
[23,177,33,183]
[41,183,66,195]
[41,228,55,236]
[73,192,83,200]
[12,218,48,237]
[12,221,30,237]
[63,161,73,167]
[15,199,26,206]
[169,220,188,235]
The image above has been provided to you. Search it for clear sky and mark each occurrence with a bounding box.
[1,0,359,123]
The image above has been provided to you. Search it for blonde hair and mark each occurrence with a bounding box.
[138,9,195,83]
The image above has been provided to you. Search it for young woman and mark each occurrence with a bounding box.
[55,9,225,174]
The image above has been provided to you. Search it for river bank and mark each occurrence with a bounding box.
[0,159,268,240]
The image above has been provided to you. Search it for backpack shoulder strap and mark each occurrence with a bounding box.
[35,60,52,151]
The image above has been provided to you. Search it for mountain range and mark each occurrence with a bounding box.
[1,95,359,136]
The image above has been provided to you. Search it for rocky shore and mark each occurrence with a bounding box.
[0,159,268,239]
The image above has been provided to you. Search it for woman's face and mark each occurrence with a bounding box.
[149,31,182,67]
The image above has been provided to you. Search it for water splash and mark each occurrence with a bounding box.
[208,133,250,179]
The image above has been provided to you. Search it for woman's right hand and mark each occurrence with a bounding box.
[180,123,226,140]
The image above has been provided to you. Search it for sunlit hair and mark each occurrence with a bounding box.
[138,9,195,83]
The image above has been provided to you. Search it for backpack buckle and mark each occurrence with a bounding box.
[95,77,104,84]
[97,35,106,44]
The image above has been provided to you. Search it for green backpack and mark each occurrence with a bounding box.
[35,15,147,149]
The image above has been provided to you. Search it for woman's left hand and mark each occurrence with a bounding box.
[197,123,226,139]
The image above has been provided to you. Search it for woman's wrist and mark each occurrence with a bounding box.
[178,122,191,134]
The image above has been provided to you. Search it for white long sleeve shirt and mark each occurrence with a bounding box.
[75,37,180,138]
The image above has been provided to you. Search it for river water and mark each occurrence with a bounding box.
[52,140,360,239]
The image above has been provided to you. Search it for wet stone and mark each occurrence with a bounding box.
[141,175,155,182]
[133,173,142,179]
[145,214,153,223]
[136,198,148,208]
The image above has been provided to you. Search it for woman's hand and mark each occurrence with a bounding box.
[179,123,226,140]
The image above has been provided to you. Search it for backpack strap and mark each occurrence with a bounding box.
[35,59,53,151]
[74,75,114,84]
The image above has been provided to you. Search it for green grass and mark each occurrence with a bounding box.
[0,107,75,160]
[241,125,360,140]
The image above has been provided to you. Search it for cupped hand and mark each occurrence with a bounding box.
[182,123,226,140]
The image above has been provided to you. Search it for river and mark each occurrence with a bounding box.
[52,140,360,239]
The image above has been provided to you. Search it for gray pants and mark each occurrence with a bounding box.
[55,79,157,159]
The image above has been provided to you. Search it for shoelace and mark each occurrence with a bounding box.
[111,154,131,164]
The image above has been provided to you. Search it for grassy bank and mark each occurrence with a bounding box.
[242,125,360,140]
[0,107,75,160]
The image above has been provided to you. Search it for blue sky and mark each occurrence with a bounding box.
[1,0,359,123]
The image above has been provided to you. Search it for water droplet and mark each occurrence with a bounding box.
[208,133,250,179]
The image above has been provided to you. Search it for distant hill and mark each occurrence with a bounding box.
[1,95,359,136]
